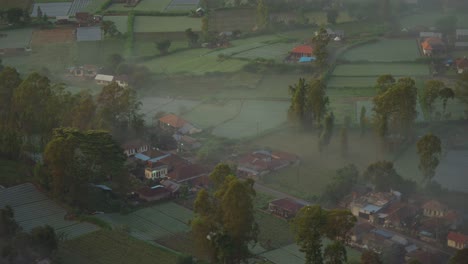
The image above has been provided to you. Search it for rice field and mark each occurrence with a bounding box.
[0,0,33,10]
[341,39,420,62]
[96,202,193,241]
[68,0,91,15]
[31,2,72,17]
[0,28,33,49]
[211,100,289,139]
[57,230,179,264]
[182,100,243,129]
[165,0,199,11]
[332,63,430,77]
[0,183,99,239]
[103,15,128,33]
[134,16,201,33]
[400,12,468,29]
[327,76,377,88]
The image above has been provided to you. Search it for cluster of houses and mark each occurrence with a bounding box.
[67,65,130,87]
[419,30,468,74]
[236,149,300,180]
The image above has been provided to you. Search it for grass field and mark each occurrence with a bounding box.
[332,63,430,76]
[133,40,187,57]
[256,211,294,249]
[57,230,179,264]
[341,39,420,62]
[182,100,243,129]
[400,12,468,29]
[305,11,355,25]
[103,15,128,33]
[35,0,72,2]
[82,0,108,12]
[0,183,99,239]
[97,202,193,241]
[134,16,201,33]
[211,100,289,139]
[107,0,174,12]
[0,159,31,187]
[0,0,32,10]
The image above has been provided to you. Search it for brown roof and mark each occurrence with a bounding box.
[352,222,374,236]
[269,198,304,213]
[167,164,208,183]
[159,154,188,168]
[142,149,166,159]
[122,139,148,150]
[422,200,448,211]
[447,231,468,244]
[159,114,188,129]
[456,58,468,69]
[146,161,167,169]
[291,45,313,55]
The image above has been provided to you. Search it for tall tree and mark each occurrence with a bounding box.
[308,78,329,125]
[359,106,367,136]
[0,67,21,130]
[321,164,359,205]
[438,87,455,115]
[69,90,97,130]
[363,161,401,192]
[156,39,172,55]
[185,28,199,48]
[450,248,468,264]
[312,27,330,69]
[192,169,258,264]
[326,9,339,24]
[422,80,444,119]
[340,126,348,158]
[416,133,442,183]
[376,74,395,94]
[256,0,269,30]
[288,78,309,125]
[319,112,334,151]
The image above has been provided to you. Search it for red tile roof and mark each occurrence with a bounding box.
[159,114,188,129]
[122,139,148,150]
[456,58,468,69]
[291,45,313,55]
[269,198,304,213]
[447,232,468,244]
[422,200,448,211]
[421,37,445,50]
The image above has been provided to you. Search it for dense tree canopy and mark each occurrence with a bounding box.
[192,165,258,264]
[416,133,442,183]
[288,78,329,127]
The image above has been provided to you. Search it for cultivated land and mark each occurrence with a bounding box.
[31,2,72,17]
[0,0,33,10]
[0,183,99,239]
[400,11,468,29]
[57,230,179,264]
[332,63,430,76]
[0,28,33,49]
[133,16,202,33]
[103,15,128,33]
[96,202,193,241]
[31,28,76,46]
[165,0,199,11]
[341,39,420,62]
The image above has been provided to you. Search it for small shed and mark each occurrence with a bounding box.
[95,74,114,85]
[290,45,313,60]
[268,198,305,219]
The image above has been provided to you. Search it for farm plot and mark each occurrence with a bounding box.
[81,0,108,12]
[0,0,33,10]
[96,202,193,241]
[103,15,128,33]
[400,12,468,30]
[211,100,289,139]
[0,183,99,239]
[332,63,429,76]
[327,76,377,88]
[31,2,72,17]
[139,97,200,123]
[31,28,76,46]
[68,0,91,15]
[341,39,420,62]
[142,48,248,75]
[233,42,297,61]
[135,0,174,11]
[182,100,243,129]
[209,8,256,32]
[134,16,201,33]
[0,28,33,49]
[165,0,199,11]
[57,230,178,264]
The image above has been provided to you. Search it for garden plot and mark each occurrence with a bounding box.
[0,183,99,239]
[134,16,201,33]
[103,15,128,33]
[31,28,76,45]
[0,0,32,9]
[97,202,193,241]
[233,42,297,61]
[31,2,72,17]
[211,100,289,139]
[332,63,429,77]
[341,39,420,62]
[0,28,33,49]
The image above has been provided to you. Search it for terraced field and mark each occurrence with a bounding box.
[0,183,99,239]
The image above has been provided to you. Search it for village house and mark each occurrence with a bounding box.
[268,198,306,219]
[289,45,314,62]
[381,202,419,230]
[422,200,448,218]
[421,37,446,56]
[419,32,442,39]
[69,64,100,78]
[455,29,468,48]
[349,190,401,222]
[75,12,93,26]
[159,114,202,135]
[95,74,114,85]
[115,75,130,88]
[447,232,468,250]
[136,186,171,202]
[122,140,150,157]
[173,134,201,151]
[237,150,299,179]
[455,57,468,74]
[144,161,168,180]
[167,164,208,185]
[161,180,180,196]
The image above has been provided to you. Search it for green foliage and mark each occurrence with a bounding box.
[209,163,233,188]
[256,0,269,30]
[319,112,334,152]
[312,27,330,69]
[288,78,329,128]
[359,106,367,136]
[291,205,356,264]
[360,250,382,264]
[326,9,339,25]
[101,20,121,38]
[185,28,199,48]
[422,80,445,119]
[416,133,441,183]
[321,164,358,205]
[438,87,454,115]
[363,160,415,194]
[78,215,112,230]
[373,76,417,139]
[450,248,468,264]
[192,169,258,264]
[126,12,135,56]
[156,39,172,55]
[99,0,113,13]
[435,16,458,34]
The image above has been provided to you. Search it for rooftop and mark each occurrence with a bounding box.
[422,200,448,211]
[269,198,305,213]
[447,231,468,244]
[159,114,188,129]
[95,74,114,82]
[291,45,313,54]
